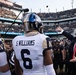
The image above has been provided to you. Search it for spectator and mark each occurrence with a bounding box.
[12,13,56,75]
[56,26,76,75]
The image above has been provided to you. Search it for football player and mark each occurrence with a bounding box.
[12,13,56,75]
[0,40,11,75]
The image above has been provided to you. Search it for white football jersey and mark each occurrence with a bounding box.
[12,33,50,75]
[0,50,7,66]
[0,50,11,75]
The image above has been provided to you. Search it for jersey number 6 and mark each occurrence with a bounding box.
[21,49,33,69]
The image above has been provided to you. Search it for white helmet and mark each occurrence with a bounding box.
[22,13,43,33]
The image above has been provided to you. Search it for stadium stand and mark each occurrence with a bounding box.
[37,9,76,37]
[0,0,76,39]
[0,0,23,40]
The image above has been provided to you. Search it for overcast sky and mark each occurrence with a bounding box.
[10,0,76,13]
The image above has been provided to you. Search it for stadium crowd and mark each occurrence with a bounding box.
[0,22,24,33]
[37,8,76,20]
[0,7,76,33]
[0,21,75,34]
[0,7,17,19]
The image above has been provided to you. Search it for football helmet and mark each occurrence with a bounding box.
[22,13,43,33]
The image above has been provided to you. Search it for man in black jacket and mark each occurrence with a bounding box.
[56,26,76,75]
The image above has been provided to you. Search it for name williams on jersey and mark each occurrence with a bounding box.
[16,40,35,46]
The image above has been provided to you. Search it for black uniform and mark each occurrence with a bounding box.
[62,31,76,75]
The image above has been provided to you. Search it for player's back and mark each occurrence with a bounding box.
[12,33,48,75]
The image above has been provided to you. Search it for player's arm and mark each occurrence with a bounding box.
[56,26,74,41]
[0,51,11,75]
[0,64,10,72]
[42,37,56,75]
[14,55,23,75]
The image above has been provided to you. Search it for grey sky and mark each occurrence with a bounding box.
[11,0,75,13]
